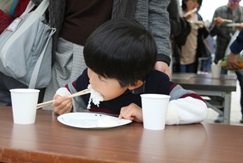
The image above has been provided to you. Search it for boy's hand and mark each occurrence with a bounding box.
[52,94,72,115]
[118,103,143,122]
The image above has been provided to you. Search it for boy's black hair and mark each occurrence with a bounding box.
[84,18,157,87]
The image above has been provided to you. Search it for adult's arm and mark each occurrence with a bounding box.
[230,30,243,54]
[135,0,171,76]
[209,9,221,36]
[150,0,172,76]
[149,0,171,65]
[227,30,243,69]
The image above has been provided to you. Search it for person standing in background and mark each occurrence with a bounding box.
[209,0,243,123]
[227,29,243,123]
[209,0,243,65]
[179,0,209,73]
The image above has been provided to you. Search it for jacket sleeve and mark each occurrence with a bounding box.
[230,30,243,54]
[149,0,171,65]
[166,85,208,125]
[135,0,171,65]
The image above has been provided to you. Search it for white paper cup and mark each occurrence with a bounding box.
[141,94,170,130]
[211,64,221,78]
[10,89,40,124]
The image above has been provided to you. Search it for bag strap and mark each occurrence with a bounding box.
[22,0,49,16]
[28,28,56,89]
[9,0,19,16]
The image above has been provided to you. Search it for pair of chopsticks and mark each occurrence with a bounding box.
[36,88,90,109]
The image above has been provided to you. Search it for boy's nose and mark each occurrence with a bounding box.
[89,77,93,85]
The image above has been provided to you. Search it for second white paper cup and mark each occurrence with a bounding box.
[141,94,170,130]
[10,89,40,124]
[211,64,221,78]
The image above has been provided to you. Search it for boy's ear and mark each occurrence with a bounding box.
[127,80,143,90]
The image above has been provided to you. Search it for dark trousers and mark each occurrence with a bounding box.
[0,72,44,106]
[180,62,196,73]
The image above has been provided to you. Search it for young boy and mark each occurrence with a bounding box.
[52,18,208,125]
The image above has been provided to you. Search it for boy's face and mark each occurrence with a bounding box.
[87,68,128,101]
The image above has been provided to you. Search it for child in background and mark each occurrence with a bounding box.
[52,18,208,125]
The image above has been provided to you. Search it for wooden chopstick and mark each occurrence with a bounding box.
[36,88,90,109]
[37,99,54,109]
[222,18,233,23]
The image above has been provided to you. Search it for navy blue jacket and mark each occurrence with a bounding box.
[230,30,243,54]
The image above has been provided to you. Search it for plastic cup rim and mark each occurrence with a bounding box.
[10,88,40,93]
[140,94,170,99]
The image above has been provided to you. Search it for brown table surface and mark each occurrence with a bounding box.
[1,106,243,163]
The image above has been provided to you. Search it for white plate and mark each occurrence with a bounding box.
[57,112,132,129]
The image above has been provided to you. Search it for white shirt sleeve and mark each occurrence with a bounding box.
[166,97,208,125]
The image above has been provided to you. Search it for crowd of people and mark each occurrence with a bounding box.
[209,0,243,123]
[170,0,243,123]
[0,0,243,124]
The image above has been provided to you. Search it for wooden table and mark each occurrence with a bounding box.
[1,106,243,163]
[172,73,237,124]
